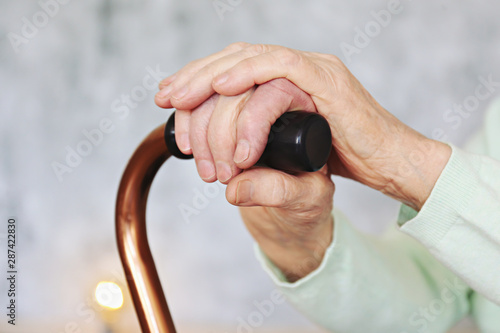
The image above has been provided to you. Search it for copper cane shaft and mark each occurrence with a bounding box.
[115,125,176,333]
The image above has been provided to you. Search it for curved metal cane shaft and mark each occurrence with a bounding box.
[115,125,176,333]
[114,111,332,332]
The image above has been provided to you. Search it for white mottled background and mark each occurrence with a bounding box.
[1,0,499,332]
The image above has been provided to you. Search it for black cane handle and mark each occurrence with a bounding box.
[164,111,332,173]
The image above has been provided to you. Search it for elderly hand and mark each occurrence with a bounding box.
[155,43,451,211]
[158,78,335,281]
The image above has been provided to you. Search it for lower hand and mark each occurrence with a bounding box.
[162,78,336,280]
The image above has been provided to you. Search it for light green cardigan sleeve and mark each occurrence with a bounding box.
[254,100,500,332]
[398,144,500,305]
[398,99,500,332]
[256,208,470,332]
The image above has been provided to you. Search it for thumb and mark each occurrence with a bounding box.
[233,78,317,170]
[225,167,334,211]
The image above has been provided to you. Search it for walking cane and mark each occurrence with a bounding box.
[115,110,332,333]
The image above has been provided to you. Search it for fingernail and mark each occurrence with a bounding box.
[197,160,216,181]
[177,133,191,152]
[216,161,232,183]
[214,73,228,86]
[234,140,250,164]
[157,85,173,98]
[236,180,253,204]
[172,86,188,100]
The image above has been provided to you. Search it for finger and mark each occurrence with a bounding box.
[155,42,251,108]
[225,167,335,214]
[156,74,179,108]
[158,74,176,90]
[168,44,281,110]
[207,88,254,184]
[212,48,339,110]
[189,94,219,182]
[155,88,175,109]
[233,78,317,170]
[174,109,192,154]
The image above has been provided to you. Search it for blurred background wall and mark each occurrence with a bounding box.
[1,0,499,332]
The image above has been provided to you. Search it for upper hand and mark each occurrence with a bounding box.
[155,43,451,210]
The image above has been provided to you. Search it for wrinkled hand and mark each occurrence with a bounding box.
[157,78,335,280]
[155,43,451,210]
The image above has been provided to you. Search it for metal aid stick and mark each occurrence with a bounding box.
[115,111,331,332]
[115,125,176,333]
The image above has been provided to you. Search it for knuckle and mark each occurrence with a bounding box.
[311,173,334,197]
[321,54,348,76]
[274,48,303,67]
[323,53,342,64]
[198,59,218,76]
[246,43,271,55]
[270,174,291,206]
[312,178,335,213]
[323,179,335,201]
[206,121,217,143]
[207,121,231,151]
[226,41,250,52]
[190,127,206,150]
[179,60,203,78]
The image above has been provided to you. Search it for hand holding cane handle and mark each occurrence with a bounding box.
[164,111,332,172]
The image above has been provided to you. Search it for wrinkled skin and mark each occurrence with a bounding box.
[155,43,451,280]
